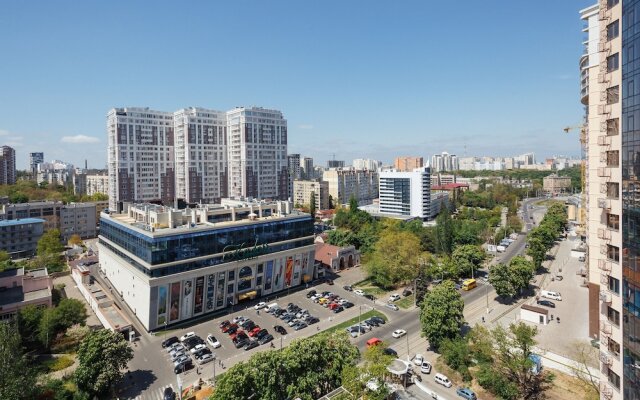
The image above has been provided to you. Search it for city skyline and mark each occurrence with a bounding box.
[0,1,591,169]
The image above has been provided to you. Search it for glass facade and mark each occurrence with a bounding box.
[99,216,314,278]
[622,1,640,396]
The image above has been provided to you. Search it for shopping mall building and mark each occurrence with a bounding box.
[97,199,316,331]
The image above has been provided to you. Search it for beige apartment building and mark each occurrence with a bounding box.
[393,156,423,172]
[322,168,378,206]
[293,180,329,210]
[542,174,572,194]
[580,1,638,398]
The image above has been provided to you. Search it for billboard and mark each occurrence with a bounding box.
[274,258,284,292]
[194,276,204,314]
[264,260,274,291]
[157,285,168,326]
[285,256,294,287]
[181,279,193,319]
[216,272,225,308]
[293,254,301,286]
[169,282,181,322]
[206,274,215,311]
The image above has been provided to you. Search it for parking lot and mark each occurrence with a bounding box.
[119,275,396,400]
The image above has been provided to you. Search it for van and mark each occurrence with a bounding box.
[265,303,279,313]
[541,290,562,301]
[434,373,452,388]
[462,279,477,291]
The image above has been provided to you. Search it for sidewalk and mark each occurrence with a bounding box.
[54,275,102,328]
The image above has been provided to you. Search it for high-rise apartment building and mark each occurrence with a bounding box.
[581,1,640,398]
[174,107,228,204]
[327,160,345,169]
[394,156,423,172]
[322,168,378,206]
[288,154,301,180]
[29,152,44,177]
[0,146,16,185]
[226,107,288,200]
[379,167,431,220]
[293,180,329,210]
[301,157,314,179]
[107,107,175,212]
[431,152,458,173]
[352,158,381,171]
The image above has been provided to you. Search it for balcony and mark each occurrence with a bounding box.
[600,321,612,335]
[600,290,612,303]
[600,351,613,366]
[598,135,612,146]
[598,259,612,272]
[598,228,612,240]
[598,198,611,209]
[600,273,610,285]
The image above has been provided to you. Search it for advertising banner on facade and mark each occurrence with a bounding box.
[169,282,181,322]
[293,254,301,286]
[216,272,225,308]
[285,256,294,287]
[194,276,204,314]
[181,279,193,319]
[206,274,215,311]
[157,285,168,325]
[302,253,309,275]
[274,258,284,292]
[264,260,274,291]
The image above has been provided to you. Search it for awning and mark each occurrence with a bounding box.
[238,290,257,301]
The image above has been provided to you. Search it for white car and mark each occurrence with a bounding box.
[389,294,401,302]
[232,316,247,324]
[385,303,399,311]
[392,329,407,338]
[254,302,267,310]
[166,342,184,353]
[207,334,221,349]
[413,353,424,366]
[354,289,365,296]
[197,353,215,365]
[180,332,196,342]
[420,361,432,374]
[190,343,207,354]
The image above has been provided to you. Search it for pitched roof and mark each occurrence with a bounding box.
[314,242,342,265]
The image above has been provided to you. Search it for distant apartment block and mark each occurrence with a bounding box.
[431,152,458,172]
[107,107,176,212]
[2,201,62,231]
[542,174,572,194]
[29,152,44,177]
[60,203,97,241]
[352,158,381,171]
[0,218,45,258]
[379,167,431,220]
[174,107,228,204]
[393,156,423,172]
[301,157,314,179]
[429,191,450,220]
[0,146,16,185]
[323,168,378,206]
[86,174,109,196]
[293,180,329,210]
[327,160,345,169]
[287,154,301,180]
[0,268,52,320]
[226,107,288,200]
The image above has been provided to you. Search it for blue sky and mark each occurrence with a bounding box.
[0,1,593,169]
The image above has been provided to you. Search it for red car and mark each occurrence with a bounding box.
[222,323,238,333]
[328,303,339,310]
[248,327,262,337]
[219,320,231,330]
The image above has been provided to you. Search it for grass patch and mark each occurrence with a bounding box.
[395,295,415,309]
[43,355,75,372]
[320,310,388,336]
[362,287,386,297]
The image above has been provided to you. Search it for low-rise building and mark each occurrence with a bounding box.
[429,191,450,220]
[0,267,52,320]
[314,241,360,271]
[293,180,329,210]
[0,218,45,258]
[543,174,572,194]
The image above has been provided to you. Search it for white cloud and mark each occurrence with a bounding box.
[297,124,314,130]
[0,129,10,136]
[61,135,100,144]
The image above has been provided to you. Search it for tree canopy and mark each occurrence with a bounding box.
[420,280,465,350]
[0,323,37,400]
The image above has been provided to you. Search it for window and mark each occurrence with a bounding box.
[608,368,620,389]
[607,85,620,104]
[606,150,619,167]
[607,213,620,230]
[607,306,620,325]
[607,244,620,262]
[608,276,620,294]
[228,270,235,281]
[608,338,620,357]
[607,182,619,199]
[607,53,619,72]
[608,0,619,7]
[607,20,619,41]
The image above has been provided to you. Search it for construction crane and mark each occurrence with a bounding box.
[564,124,587,234]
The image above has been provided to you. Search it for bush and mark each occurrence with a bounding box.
[44,355,75,372]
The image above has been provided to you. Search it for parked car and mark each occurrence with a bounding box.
[370,316,386,325]
[193,348,211,359]
[173,354,190,365]
[392,329,407,338]
[354,289,365,296]
[234,338,249,349]
[305,316,320,324]
[197,353,215,365]
[180,332,196,342]
[385,303,400,311]
[274,325,287,335]
[222,323,238,333]
[219,320,231,329]
[162,336,179,348]
[434,373,453,388]
[389,294,401,302]
[183,337,204,350]
[207,335,221,348]
[293,321,308,331]
[420,361,432,374]
[163,387,176,400]
[244,340,260,351]
[254,302,267,310]
[456,387,477,400]
[248,327,263,337]
[306,290,317,298]
[326,279,334,285]
[173,358,192,374]
[255,329,269,339]
[342,301,354,308]
[536,300,556,308]
[189,343,207,354]
[239,319,254,329]
[170,350,187,361]
[333,305,344,313]
[343,285,353,291]
[383,348,398,357]
[364,294,376,301]
[232,315,247,324]
[288,318,300,327]
[402,288,412,296]
[166,342,185,353]
[363,318,379,328]
[413,353,424,366]
[258,334,274,345]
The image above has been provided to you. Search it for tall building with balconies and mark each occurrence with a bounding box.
[107,107,175,212]
[226,107,288,200]
[0,146,16,185]
[29,152,44,178]
[174,107,228,204]
[394,156,423,172]
[581,1,640,398]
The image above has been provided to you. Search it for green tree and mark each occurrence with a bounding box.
[509,256,535,294]
[348,195,359,213]
[309,191,316,219]
[328,194,334,209]
[440,337,472,381]
[489,263,516,299]
[17,304,44,349]
[420,281,464,350]
[0,250,10,263]
[68,234,83,247]
[0,323,37,399]
[52,299,88,332]
[74,329,134,397]
[435,207,454,255]
[38,308,56,348]
[367,227,421,288]
[451,244,485,279]
[526,237,547,269]
[37,229,64,256]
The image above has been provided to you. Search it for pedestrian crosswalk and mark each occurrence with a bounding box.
[134,383,176,400]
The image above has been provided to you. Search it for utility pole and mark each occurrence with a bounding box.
[406,330,410,362]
